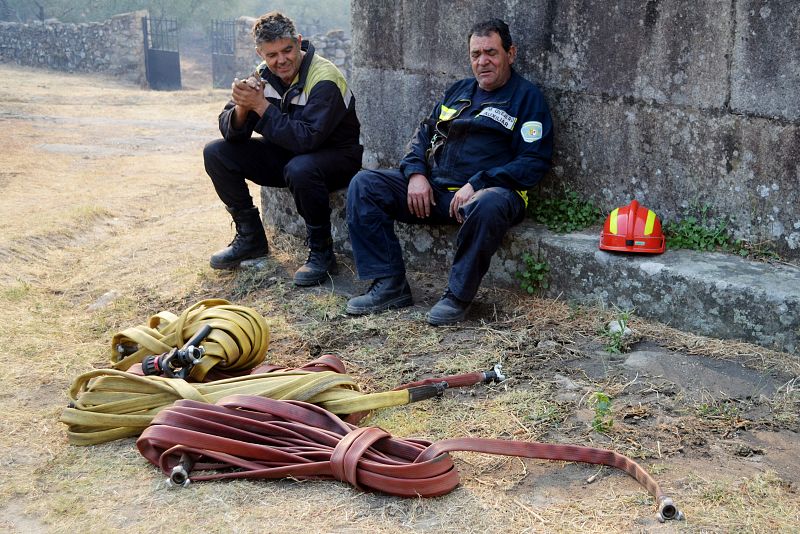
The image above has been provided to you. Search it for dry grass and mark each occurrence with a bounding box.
[1,63,798,533]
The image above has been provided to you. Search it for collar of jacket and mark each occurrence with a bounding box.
[454,68,521,105]
[257,39,314,96]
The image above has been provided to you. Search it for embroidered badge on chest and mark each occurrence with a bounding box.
[478,107,517,130]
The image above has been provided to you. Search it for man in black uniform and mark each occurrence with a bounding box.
[346,19,553,324]
[203,11,362,285]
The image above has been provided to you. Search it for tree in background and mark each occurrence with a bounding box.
[2,0,351,34]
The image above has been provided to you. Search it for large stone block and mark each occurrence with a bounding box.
[545,91,800,258]
[399,0,552,78]
[731,0,800,120]
[351,67,458,167]
[541,231,800,354]
[545,0,731,108]
[352,0,552,82]
[351,2,405,69]
[260,187,350,248]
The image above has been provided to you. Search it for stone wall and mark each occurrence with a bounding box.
[351,0,800,259]
[234,17,352,81]
[0,10,147,86]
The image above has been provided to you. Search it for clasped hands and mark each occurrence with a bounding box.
[407,173,474,223]
[231,76,268,117]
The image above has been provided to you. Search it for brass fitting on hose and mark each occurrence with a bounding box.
[657,496,684,522]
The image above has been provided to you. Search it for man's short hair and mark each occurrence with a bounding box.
[468,19,513,52]
[252,11,298,45]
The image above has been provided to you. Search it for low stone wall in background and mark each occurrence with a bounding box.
[0,10,147,86]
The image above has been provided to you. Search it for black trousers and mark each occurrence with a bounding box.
[203,136,362,227]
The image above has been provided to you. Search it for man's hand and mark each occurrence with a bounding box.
[231,77,269,117]
[407,173,436,218]
[449,183,475,223]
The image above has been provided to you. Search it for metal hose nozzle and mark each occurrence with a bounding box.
[167,454,194,488]
[657,496,683,522]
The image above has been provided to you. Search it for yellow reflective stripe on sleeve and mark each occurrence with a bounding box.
[609,208,619,234]
[644,210,656,235]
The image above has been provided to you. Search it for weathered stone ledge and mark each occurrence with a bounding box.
[262,187,800,355]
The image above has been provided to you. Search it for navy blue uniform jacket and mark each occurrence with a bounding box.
[399,69,553,203]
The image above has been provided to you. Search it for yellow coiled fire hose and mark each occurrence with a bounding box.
[110,298,269,380]
[60,368,418,446]
[62,299,499,446]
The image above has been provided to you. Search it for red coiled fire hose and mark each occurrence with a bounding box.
[137,394,682,522]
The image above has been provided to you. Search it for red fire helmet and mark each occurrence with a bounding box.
[599,199,665,254]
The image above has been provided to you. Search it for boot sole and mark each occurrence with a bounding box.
[346,294,414,315]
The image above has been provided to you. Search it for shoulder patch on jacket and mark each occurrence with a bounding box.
[520,121,543,142]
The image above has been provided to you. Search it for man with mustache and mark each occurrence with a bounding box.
[346,19,553,325]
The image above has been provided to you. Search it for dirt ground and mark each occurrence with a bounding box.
[0,61,798,533]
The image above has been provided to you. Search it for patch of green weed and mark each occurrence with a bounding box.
[529,188,603,233]
[515,253,549,294]
[695,399,740,420]
[664,204,738,252]
[664,203,779,261]
[590,391,614,433]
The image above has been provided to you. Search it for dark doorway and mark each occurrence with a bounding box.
[142,16,182,90]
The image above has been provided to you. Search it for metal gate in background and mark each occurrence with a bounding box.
[142,16,182,90]
[210,20,236,89]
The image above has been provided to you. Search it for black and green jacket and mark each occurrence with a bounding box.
[218,41,361,154]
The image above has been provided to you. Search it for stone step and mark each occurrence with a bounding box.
[261,188,800,354]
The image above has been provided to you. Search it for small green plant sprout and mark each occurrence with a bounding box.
[694,393,741,421]
[590,391,614,433]
[663,204,734,252]
[602,309,633,354]
[516,253,550,294]
[529,188,603,233]
[664,203,782,261]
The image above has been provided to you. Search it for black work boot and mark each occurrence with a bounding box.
[346,275,413,315]
[426,288,471,326]
[209,206,269,270]
[293,224,338,286]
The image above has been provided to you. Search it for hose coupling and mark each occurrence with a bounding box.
[168,465,191,488]
[142,324,212,379]
[168,454,195,488]
[481,363,506,384]
[657,496,684,522]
